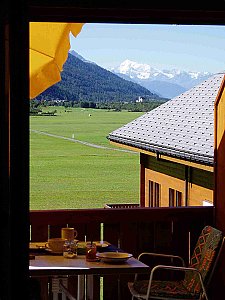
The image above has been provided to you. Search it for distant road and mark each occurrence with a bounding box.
[30,129,137,154]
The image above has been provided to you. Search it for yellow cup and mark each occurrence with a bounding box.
[46,238,65,253]
[61,227,78,240]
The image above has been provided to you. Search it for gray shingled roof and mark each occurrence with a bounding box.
[108,73,225,166]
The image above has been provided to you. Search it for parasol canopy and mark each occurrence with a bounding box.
[29,22,84,99]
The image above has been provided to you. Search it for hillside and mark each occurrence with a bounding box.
[137,79,187,98]
[35,52,162,102]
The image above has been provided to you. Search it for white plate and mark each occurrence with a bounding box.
[77,241,87,248]
[77,241,109,248]
[96,252,133,263]
[93,241,109,248]
[29,242,47,250]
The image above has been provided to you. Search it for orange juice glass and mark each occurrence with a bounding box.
[86,242,97,261]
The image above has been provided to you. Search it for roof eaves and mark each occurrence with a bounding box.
[108,135,214,166]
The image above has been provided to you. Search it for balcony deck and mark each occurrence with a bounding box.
[30,206,218,299]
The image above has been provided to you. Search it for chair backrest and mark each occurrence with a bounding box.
[183,225,223,293]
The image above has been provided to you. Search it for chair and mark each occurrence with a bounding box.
[128,225,224,300]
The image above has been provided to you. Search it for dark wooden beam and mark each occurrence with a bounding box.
[27,6,225,25]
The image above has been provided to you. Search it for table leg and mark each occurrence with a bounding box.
[52,291,58,300]
[62,290,67,300]
[117,275,121,300]
[86,275,93,300]
[77,275,85,300]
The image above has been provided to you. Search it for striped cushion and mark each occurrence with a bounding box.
[184,226,222,293]
[133,280,200,299]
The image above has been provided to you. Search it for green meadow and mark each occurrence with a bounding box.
[30,107,143,210]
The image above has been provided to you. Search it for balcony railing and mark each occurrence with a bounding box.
[30,206,214,300]
[104,203,140,208]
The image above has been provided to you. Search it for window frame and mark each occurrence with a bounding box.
[149,180,161,207]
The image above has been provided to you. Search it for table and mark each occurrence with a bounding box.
[29,254,149,276]
[29,247,149,300]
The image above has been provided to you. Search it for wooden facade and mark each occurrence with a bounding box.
[214,75,225,293]
[140,153,214,207]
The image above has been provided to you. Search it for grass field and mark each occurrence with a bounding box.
[30,107,143,210]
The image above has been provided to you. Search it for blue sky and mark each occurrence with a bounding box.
[70,23,225,73]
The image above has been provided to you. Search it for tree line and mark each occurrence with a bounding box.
[30,99,166,113]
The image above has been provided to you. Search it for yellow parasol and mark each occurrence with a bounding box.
[29,22,84,99]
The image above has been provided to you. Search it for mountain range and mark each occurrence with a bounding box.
[35,51,213,101]
[110,60,213,98]
[35,51,161,102]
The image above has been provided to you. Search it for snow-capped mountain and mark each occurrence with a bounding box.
[111,59,213,98]
[116,59,158,80]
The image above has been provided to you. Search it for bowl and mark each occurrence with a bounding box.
[96,252,133,263]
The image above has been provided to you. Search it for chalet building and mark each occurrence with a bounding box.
[108,72,225,207]
[136,96,144,103]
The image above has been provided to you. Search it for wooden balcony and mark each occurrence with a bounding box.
[104,203,140,208]
[30,206,220,299]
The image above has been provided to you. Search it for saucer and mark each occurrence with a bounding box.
[29,242,48,253]
[46,248,63,255]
